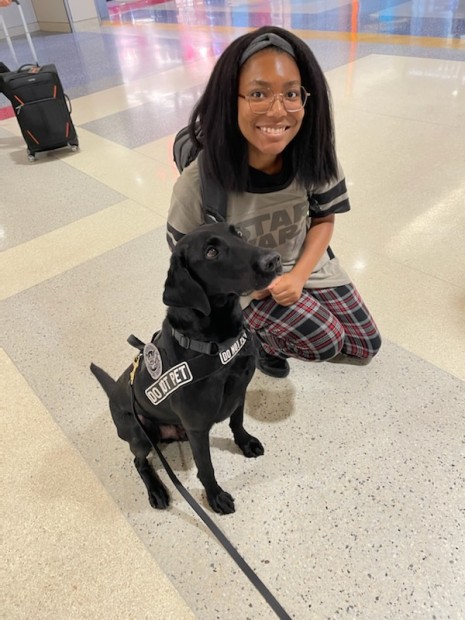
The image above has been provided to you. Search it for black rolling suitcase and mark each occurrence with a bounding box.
[1,63,79,160]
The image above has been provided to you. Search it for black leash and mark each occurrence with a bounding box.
[152,443,292,620]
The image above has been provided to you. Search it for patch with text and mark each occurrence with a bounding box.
[145,362,193,406]
[219,333,248,365]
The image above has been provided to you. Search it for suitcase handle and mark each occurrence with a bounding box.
[17,64,39,72]
[64,93,72,114]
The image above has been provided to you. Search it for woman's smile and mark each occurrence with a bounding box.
[256,125,289,135]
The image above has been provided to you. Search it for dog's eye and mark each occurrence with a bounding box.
[205,246,218,259]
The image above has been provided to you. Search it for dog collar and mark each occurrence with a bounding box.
[170,327,248,357]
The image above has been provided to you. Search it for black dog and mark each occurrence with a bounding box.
[91,223,281,514]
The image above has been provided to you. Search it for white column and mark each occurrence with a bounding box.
[29,0,71,32]
[28,0,98,33]
[64,0,98,23]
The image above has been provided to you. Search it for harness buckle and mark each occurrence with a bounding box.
[177,333,191,349]
[129,354,141,385]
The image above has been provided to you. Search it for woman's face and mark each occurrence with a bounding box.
[237,49,305,172]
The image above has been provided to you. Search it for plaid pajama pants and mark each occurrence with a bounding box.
[243,284,382,362]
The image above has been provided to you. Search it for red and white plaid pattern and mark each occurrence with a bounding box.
[243,284,381,362]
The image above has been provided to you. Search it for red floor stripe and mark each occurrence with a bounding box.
[0,106,15,120]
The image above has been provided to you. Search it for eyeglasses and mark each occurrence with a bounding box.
[238,85,310,114]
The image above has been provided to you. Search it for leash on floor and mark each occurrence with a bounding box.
[128,377,292,618]
[152,443,293,620]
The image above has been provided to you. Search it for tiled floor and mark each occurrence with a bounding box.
[1,1,465,619]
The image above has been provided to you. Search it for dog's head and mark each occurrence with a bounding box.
[163,223,281,315]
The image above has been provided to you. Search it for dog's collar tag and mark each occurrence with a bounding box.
[143,343,163,381]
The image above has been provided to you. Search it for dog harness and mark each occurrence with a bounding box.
[128,328,253,408]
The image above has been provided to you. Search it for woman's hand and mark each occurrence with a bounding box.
[267,273,306,306]
[251,273,305,306]
[250,213,335,306]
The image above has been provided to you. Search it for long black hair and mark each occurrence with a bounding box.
[188,25,338,192]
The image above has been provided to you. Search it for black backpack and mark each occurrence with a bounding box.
[172,124,227,224]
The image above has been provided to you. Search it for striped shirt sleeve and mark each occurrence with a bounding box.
[308,160,351,218]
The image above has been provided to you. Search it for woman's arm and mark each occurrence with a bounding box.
[288,213,335,286]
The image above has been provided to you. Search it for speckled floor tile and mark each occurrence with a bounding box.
[2,226,464,620]
[0,128,123,250]
[331,234,465,383]
[1,349,195,620]
[0,199,163,300]
[134,133,177,166]
[70,60,216,126]
[329,107,465,287]
[80,84,205,149]
[0,121,180,218]
[328,54,465,127]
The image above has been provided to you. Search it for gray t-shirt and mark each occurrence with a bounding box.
[166,159,353,301]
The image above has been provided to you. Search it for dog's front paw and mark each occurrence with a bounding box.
[237,435,265,458]
[148,486,170,510]
[208,490,235,515]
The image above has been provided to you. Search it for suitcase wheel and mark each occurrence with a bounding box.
[27,150,36,162]
[68,142,79,152]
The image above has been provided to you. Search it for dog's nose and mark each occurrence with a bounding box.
[258,252,281,273]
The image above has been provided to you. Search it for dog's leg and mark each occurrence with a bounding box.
[186,430,235,515]
[229,404,264,458]
[133,452,170,510]
[110,405,170,509]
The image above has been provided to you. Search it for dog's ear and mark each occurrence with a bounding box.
[163,253,211,315]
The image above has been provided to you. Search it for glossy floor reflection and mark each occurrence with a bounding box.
[105,0,465,38]
[1,2,465,619]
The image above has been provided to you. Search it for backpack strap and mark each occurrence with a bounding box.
[197,150,228,224]
[172,125,199,173]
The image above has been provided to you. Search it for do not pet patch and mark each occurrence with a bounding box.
[145,362,193,406]
[219,333,247,365]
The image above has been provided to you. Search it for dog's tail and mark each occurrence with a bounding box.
[90,363,117,398]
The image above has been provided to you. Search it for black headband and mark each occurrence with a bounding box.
[239,33,296,66]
